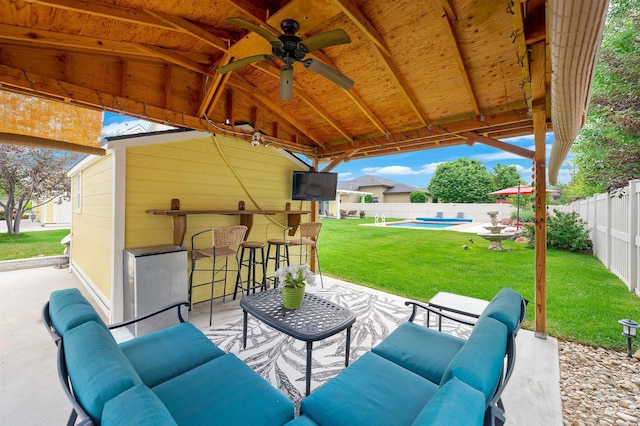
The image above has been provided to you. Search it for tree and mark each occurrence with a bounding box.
[0,145,77,235]
[569,0,640,193]
[409,191,427,203]
[427,158,496,203]
[492,163,523,190]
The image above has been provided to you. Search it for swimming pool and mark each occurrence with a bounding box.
[386,221,455,229]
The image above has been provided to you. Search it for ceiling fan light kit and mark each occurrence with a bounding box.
[217,18,353,100]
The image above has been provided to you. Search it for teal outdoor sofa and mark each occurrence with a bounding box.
[43,288,294,426]
[288,288,527,426]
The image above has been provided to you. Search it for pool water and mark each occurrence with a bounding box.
[386,222,455,229]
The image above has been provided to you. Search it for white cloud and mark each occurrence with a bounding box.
[338,172,353,181]
[362,163,442,176]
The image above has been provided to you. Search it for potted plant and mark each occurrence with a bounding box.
[275,264,316,309]
[359,210,366,219]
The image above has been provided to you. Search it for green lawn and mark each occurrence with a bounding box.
[319,218,639,350]
[0,230,70,260]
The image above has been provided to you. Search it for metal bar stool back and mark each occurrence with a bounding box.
[189,225,247,325]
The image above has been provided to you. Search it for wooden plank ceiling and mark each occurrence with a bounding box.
[0,0,549,166]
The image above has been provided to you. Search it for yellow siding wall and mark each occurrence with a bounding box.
[71,155,114,301]
[124,134,307,303]
[384,193,411,203]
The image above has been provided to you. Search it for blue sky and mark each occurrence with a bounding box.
[102,112,571,188]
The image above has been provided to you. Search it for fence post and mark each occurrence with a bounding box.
[629,180,639,293]
[605,194,612,269]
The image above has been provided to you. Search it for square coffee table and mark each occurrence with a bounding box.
[240,288,356,395]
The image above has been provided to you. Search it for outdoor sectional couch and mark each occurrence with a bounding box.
[289,288,527,426]
[43,288,294,426]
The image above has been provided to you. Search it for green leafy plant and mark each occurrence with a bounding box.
[511,208,535,223]
[521,210,591,252]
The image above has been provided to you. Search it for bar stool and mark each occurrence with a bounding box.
[189,225,247,326]
[288,222,324,287]
[233,241,267,299]
[265,235,291,288]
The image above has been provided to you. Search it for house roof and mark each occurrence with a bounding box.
[338,175,427,195]
[0,0,608,184]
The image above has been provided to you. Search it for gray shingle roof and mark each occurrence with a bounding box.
[337,175,429,194]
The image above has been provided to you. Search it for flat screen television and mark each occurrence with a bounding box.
[291,171,338,201]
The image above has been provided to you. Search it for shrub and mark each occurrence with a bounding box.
[410,191,427,203]
[521,209,592,252]
[511,208,535,223]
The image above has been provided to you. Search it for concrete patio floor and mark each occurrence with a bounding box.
[0,265,563,425]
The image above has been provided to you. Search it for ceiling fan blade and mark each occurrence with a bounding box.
[303,59,354,90]
[227,17,282,45]
[280,66,294,101]
[216,54,272,74]
[299,29,351,53]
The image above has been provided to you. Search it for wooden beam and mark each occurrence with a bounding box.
[132,44,216,77]
[460,132,534,159]
[225,0,269,22]
[533,109,547,338]
[0,132,106,155]
[331,0,391,56]
[437,1,480,116]
[206,72,232,118]
[144,10,231,54]
[0,23,211,64]
[198,52,232,117]
[26,0,173,30]
[0,64,316,153]
[510,0,533,113]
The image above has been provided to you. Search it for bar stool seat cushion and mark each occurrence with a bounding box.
[267,238,291,245]
[241,241,266,248]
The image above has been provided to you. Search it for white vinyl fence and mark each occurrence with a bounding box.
[564,179,640,295]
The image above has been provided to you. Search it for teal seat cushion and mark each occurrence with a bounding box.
[372,321,465,384]
[102,384,177,426]
[478,288,523,334]
[64,321,142,422]
[441,317,507,403]
[120,322,225,387]
[412,377,485,426]
[153,353,294,425]
[49,288,107,336]
[285,415,320,426]
[300,352,438,426]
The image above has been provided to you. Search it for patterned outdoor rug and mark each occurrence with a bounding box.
[205,282,472,405]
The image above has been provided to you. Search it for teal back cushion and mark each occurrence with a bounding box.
[441,316,507,403]
[64,321,142,422]
[102,384,177,426]
[49,288,107,336]
[478,288,523,334]
[412,377,485,426]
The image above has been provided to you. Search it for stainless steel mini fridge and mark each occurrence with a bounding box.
[123,245,188,337]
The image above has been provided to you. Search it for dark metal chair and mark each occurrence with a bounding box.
[189,225,247,325]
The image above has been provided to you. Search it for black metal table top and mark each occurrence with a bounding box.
[240,289,356,342]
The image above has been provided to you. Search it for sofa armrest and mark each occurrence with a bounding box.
[108,302,189,330]
[404,301,476,327]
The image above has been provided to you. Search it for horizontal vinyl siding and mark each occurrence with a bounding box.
[125,134,308,302]
[70,155,114,302]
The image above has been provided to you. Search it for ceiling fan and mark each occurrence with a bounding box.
[217,17,354,100]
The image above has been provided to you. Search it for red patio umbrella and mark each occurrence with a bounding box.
[489,185,552,195]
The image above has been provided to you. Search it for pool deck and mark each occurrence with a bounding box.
[364,220,518,234]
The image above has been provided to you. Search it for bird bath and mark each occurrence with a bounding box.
[478,211,514,250]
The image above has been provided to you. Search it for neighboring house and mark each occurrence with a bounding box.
[67,129,310,322]
[33,196,71,224]
[337,175,432,204]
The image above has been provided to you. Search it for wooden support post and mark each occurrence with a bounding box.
[533,110,547,338]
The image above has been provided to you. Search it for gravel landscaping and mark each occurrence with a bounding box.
[559,341,640,425]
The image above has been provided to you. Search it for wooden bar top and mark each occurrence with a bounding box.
[146,201,310,246]
[146,209,309,216]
